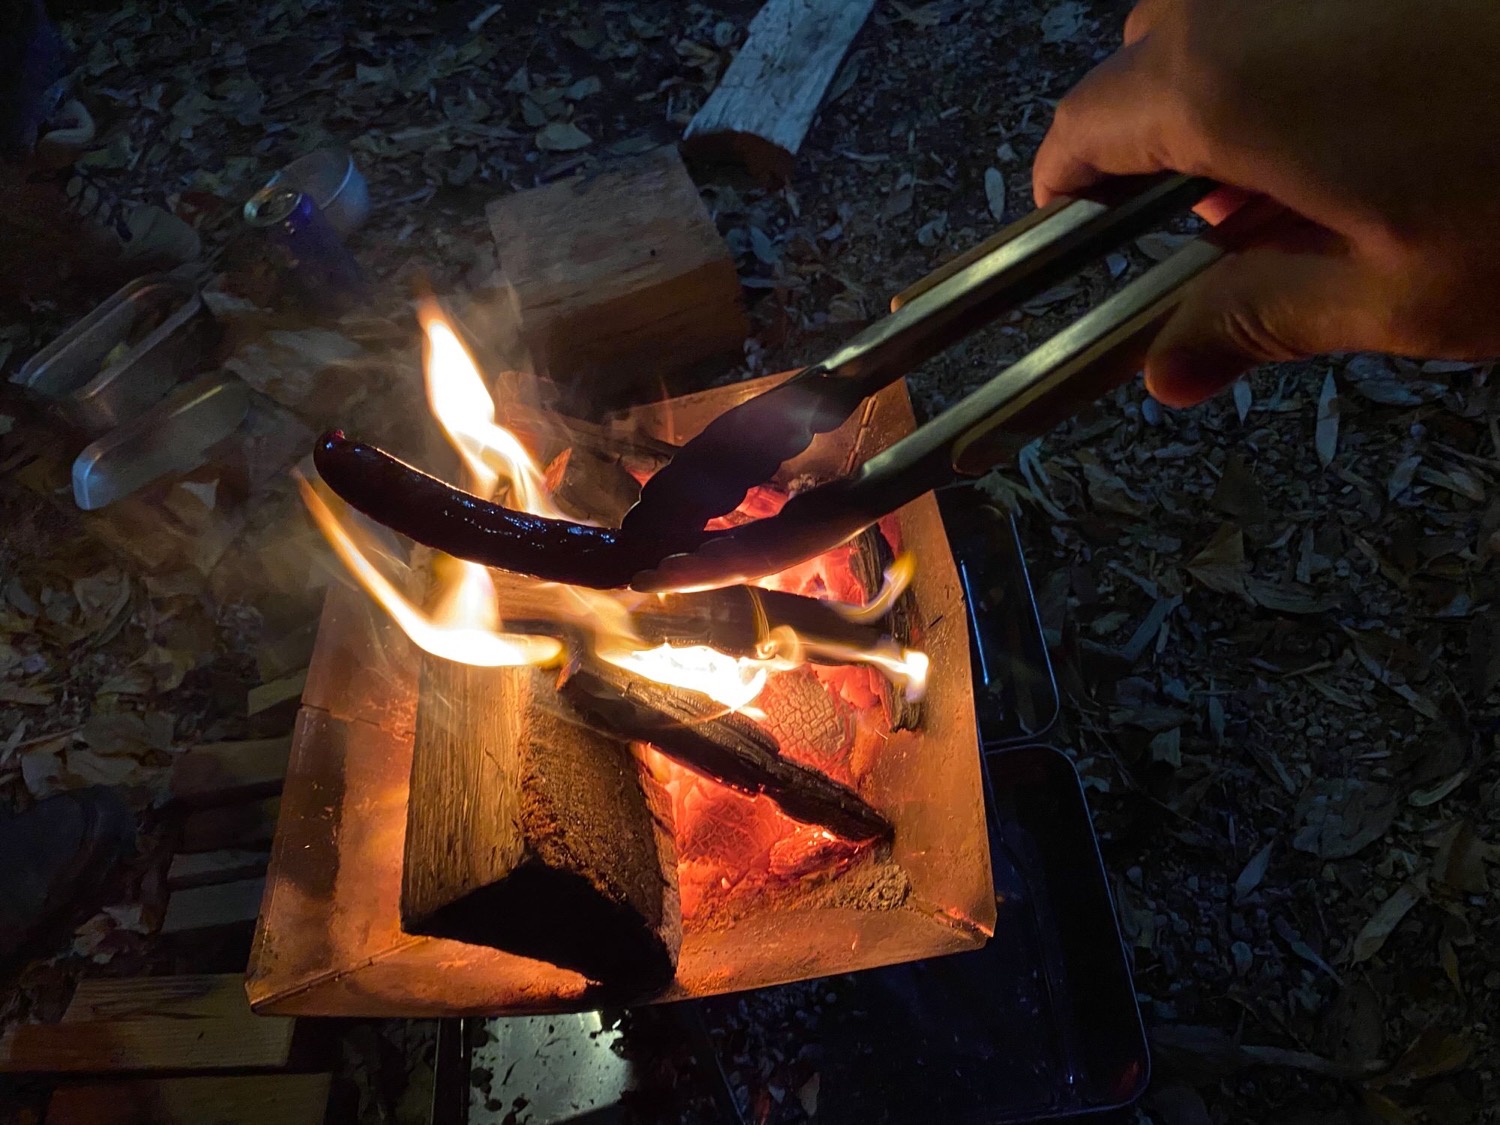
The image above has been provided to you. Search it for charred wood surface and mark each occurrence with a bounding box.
[485,579,889,663]
[403,660,680,993]
[634,586,887,660]
[557,657,891,843]
[853,527,923,730]
[755,666,853,766]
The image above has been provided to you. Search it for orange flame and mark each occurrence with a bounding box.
[301,307,928,709]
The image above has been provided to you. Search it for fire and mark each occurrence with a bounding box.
[301,306,928,711]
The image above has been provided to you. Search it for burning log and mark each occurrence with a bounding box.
[403,659,681,993]
[633,586,887,660]
[853,527,923,730]
[557,656,892,843]
[473,574,891,664]
[684,0,878,184]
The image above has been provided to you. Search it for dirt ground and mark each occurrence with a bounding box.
[0,1,1495,1123]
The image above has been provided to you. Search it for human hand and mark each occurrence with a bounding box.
[1033,0,1500,407]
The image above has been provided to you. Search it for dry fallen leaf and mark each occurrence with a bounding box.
[1185,524,1249,598]
[983,167,1005,221]
[1232,378,1253,422]
[1234,843,1274,901]
[1348,876,1425,964]
[1315,370,1339,467]
[1040,1,1086,43]
[535,121,592,151]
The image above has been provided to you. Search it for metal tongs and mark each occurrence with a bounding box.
[318,173,1244,592]
[622,172,1231,590]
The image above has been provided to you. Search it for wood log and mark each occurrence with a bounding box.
[684,0,877,184]
[557,656,891,842]
[487,578,889,662]
[852,526,924,730]
[64,975,250,1023]
[635,586,888,659]
[403,660,680,994]
[485,146,748,415]
[1,973,294,1073]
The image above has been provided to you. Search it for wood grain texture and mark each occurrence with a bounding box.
[403,661,681,995]
[63,975,250,1024]
[485,145,746,411]
[45,1073,330,1124]
[684,0,877,182]
[0,1012,292,1073]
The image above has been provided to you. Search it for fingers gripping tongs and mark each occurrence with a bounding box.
[317,173,1240,592]
[623,172,1234,590]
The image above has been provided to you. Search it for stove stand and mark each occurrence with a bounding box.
[436,491,1145,1125]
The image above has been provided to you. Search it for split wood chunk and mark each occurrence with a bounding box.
[402,660,681,994]
[684,0,877,184]
[485,146,747,413]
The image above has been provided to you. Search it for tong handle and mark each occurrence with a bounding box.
[889,198,1078,312]
[948,201,1273,476]
[819,173,1215,396]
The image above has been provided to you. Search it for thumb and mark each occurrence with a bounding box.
[1144,245,1388,408]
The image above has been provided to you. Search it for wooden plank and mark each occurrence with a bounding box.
[46,1073,330,1124]
[160,878,266,934]
[180,798,279,853]
[171,737,292,808]
[0,1014,293,1073]
[485,146,746,414]
[167,849,271,890]
[63,975,250,1024]
[404,660,680,994]
[46,1073,328,1125]
[684,0,877,183]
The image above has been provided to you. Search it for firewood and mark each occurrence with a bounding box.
[403,660,680,994]
[852,526,924,730]
[484,578,889,662]
[556,656,891,842]
[755,666,853,766]
[634,586,888,660]
[485,146,747,415]
[684,0,877,184]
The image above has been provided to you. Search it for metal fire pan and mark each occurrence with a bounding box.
[13,273,216,435]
